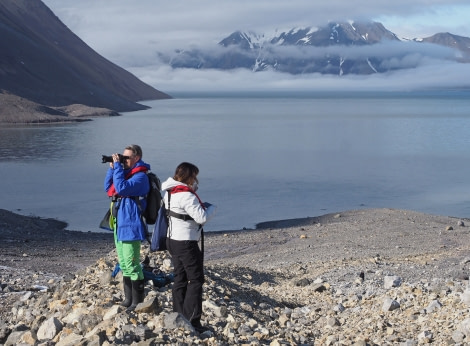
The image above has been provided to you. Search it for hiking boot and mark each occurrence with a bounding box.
[120,276,132,308]
[192,322,211,334]
[127,279,145,311]
[191,319,210,334]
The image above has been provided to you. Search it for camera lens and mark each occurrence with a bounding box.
[101,155,113,163]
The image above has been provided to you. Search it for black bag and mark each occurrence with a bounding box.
[143,172,162,224]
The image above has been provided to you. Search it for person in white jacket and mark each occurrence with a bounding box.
[161,162,216,332]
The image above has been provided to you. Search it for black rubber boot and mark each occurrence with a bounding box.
[191,320,209,333]
[120,276,132,308]
[127,279,145,311]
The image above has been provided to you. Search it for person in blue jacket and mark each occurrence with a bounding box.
[104,144,150,310]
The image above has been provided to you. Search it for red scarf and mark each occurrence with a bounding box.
[107,166,148,197]
[170,185,206,209]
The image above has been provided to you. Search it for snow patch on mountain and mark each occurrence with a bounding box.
[164,21,470,76]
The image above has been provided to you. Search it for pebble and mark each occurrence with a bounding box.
[1,243,470,345]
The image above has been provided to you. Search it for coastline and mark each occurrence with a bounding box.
[2,207,468,279]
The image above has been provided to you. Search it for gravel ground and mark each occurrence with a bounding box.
[0,209,113,275]
[1,207,470,321]
[204,208,470,283]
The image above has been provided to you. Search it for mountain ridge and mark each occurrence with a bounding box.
[166,21,470,76]
[0,0,170,124]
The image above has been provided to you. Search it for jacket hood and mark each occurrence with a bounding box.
[161,177,188,191]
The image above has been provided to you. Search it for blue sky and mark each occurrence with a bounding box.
[42,0,470,93]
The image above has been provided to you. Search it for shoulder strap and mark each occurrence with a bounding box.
[166,189,194,221]
[126,165,148,178]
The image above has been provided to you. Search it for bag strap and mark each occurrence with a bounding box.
[166,191,172,239]
[167,210,194,221]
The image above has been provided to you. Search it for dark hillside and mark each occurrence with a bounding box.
[0,0,170,118]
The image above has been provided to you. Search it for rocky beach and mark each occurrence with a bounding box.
[1,207,470,345]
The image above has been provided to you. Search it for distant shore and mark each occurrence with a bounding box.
[0,93,120,124]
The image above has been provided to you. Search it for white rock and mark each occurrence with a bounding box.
[384,275,402,289]
[37,317,63,341]
[103,304,121,320]
[382,297,400,312]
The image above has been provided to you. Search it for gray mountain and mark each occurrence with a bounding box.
[0,0,170,123]
[167,21,469,75]
[221,22,399,48]
[420,32,470,62]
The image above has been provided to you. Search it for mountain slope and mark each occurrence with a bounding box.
[269,22,399,46]
[0,0,170,118]
[420,32,470,62]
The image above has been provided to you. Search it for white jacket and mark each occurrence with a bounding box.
[161,177,217,241]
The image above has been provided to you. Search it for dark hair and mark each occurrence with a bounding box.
[173,162,199,185]
[125,144,142,158]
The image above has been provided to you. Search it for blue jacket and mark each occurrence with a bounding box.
[104,160,150,241]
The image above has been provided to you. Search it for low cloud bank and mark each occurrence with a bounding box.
[129,58,470,95]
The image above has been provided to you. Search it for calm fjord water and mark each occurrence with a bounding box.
[1,92,470,232]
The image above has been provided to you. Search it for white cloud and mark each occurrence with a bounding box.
[259,40,456,61]
[43,1,470,60]
[129,58,470,95]
[41,0,470,94]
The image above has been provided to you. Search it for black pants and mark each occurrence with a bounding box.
[167,238,204,326]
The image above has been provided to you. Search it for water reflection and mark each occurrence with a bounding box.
[0,125,83,161]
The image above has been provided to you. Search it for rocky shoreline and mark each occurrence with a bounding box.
[0,93,120,124]
[2,208,470,344]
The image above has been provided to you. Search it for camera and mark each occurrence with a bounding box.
[101,154,129,163]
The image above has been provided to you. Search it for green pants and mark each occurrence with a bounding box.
[112,217,144,281]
